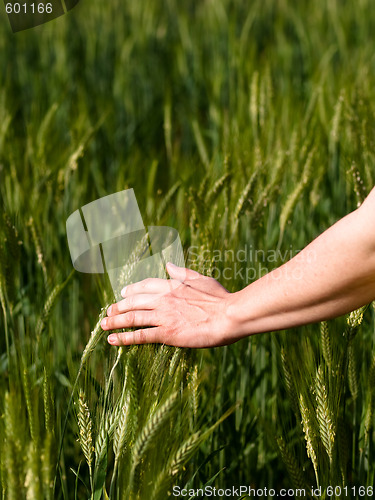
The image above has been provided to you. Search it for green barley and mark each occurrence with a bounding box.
[299,393,319,486]
[77,389,94,486]
[315,366,335,464]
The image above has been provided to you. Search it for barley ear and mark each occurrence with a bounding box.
[156,181,181,222]
[28,216,49,291]
[279,147,315,241]
[22,366,38,445]
[43,367,54,434]
[348,343,358,400]
[276,435,306,491]
[35,269,74,339]
[299,393,319,485]
[280,346,300,419]
[151,432,202,500]
[77,389,94,475]
[113,392,131,460]
[81,304,110,366]
[345,305,367,342]
[188,364,199,431]
[320,321,332,369]
[315,366,336,464]
[131,393,178,468]
[205,172,231,207]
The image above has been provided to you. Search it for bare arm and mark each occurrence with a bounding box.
[101,188,375,347]
[226,187,375,338]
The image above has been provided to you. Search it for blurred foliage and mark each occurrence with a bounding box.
[1,0,375,497]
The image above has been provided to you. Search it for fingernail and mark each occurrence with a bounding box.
[107,305,112,315]
[107,334,117,344]
[101,318,107,328]
[167,262,177,269]
[121,286,127,297]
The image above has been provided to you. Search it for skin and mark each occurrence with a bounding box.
[101,187,375,348]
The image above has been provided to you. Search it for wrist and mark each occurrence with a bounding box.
[224,290,256,342]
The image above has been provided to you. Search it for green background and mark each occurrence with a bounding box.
[1,0,375,498]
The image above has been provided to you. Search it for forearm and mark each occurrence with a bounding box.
[227,191,375,338]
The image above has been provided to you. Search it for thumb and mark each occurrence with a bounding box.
[166,262,202,282]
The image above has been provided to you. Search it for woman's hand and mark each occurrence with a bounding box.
[101,262,235,348]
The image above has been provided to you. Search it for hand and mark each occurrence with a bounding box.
[101,262,235,347]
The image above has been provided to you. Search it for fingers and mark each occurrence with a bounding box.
[167,263,228,297]
[107,294,161,316]
[166,262,202,282]
[101,310,157,330]
[120,277,182,298]
[107,327,164,346]
[118,267,208,304]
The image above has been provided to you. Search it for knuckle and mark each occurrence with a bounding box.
[167,280,179,293]
[136,329,147,343]
[127,310,135,326]
[116,332,125,345]
[141,278,151,290]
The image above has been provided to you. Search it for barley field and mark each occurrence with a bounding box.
[1,0,375,498]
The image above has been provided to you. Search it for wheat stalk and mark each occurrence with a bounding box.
[43,368,54,434]
[35,269,75,339]
[77,390,94,468]
[250,71,259,133]
[77,389,94,487]
[81,305,109,366]
[187,363,199,434]
[299,393,319,486]
[156,181,181,222]
[22,366,38,446]
[205,172,231,207]
[125,392,179,496]
[315,365,336,465]
[113,392,131,460]
[28,216,49,292]
[233,169,258,224]
[114,232,150,294]
[279,146,316,239]
[320,321,332,369]
[276,435,305,491]
[127,351,140,441]
[345,305,367,342]
[280,346,300,418]
[95,408,118,466]
[151,432,202,500]
[131,393,178,468]
[330,90,345,148]
[348,343,358,400]
[337,417,349,484]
